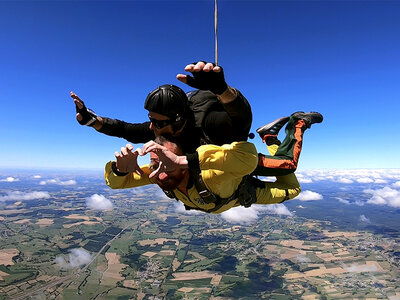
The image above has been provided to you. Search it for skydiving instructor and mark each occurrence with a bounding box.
[71,61,252,154]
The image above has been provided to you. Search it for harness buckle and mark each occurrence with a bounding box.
[199,190,211,198]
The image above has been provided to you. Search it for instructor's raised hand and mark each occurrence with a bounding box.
[176,61,228,95]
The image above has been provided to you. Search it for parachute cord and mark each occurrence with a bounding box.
[214,0,218,66]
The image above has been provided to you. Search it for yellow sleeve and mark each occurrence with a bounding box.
[197,141,258,198]
[104,161,153,189]
[197,141,258,174]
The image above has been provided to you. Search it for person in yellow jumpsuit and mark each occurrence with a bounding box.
[104,115,310,213]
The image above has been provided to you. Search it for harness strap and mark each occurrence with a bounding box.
[284,189,290,201]
[188,168,217,204]
[163,167,265,213]
[163,190,177,200]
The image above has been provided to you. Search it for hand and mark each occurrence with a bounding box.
[115,144,144,176]
[176,61,228,95]
[70,91,98,127]
[142,141,187,179]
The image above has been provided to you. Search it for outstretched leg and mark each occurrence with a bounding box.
[253,112,323,176]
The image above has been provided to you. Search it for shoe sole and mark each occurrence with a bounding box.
[256,116,290,133]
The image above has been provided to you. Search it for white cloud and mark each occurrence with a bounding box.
[295,190,323,201]
[55,248,92,269]
[364,187,400,208]
[392,181,400,188]
[336,197,350,205]
[355,200,365,207]
[257,204,293,216]
[0,177,19,182]
[344,263,380,273]
[297,177,312,184]
[173,202,203,215]
[220,206,259,225]
[296,254,311,263]
[86,194,113,210]
[59,180,76,186]
[359,214,371,223]
[220,204,292,225]
[297,169,400,185]
[40,179,76,186]
[356,177,374,184]
[0,191,50,202]
[336,178,353,184]
[32,175,42,179]
[374,179,387,184]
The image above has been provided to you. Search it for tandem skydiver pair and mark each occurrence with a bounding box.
[71,61,323,213]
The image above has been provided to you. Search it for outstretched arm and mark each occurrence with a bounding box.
[70,92,155,143]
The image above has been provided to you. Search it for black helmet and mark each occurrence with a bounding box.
[144,84,189,123]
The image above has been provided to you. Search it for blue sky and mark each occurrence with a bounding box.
[0,0,399,170]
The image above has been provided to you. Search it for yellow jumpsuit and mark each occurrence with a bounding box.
[105,141,301,214]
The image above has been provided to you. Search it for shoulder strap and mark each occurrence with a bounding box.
[188,167,218,204]
[189,166,241,213]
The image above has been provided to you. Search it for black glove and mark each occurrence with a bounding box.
[185,62,228,95]
[75,102,98,127]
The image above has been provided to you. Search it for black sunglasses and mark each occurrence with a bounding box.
[148,116,174,129]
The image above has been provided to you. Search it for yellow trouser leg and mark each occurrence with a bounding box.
[255,173,301,205]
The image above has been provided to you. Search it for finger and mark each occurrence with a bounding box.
[134,148,144,156]
[143,141,163,154]
[149,162,163,179]
[73,99,84,109]
[126,144,133,151]
[76,113,83,122]
[203,63,214,72]
[135,166,145,176]
[184,63,196,72]
[115,152,121,159]
[176,74,187,84]
[70,92,81,101]
[212,65,222,73]
[121,146,129,156]
[142,141,155,153]
[193,61,206,72]
[143,145,160,155]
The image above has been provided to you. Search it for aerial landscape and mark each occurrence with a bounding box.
[1,1,400,299]
[1,169,399,299]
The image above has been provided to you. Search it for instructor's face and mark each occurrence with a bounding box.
[148,112,174,137]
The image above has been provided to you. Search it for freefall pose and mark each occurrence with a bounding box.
[105,112,322,213]
[72,61,323,176]
[72,61,252,154]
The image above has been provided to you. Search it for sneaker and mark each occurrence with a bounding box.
[256,116,290,138]
[291,111,323,128]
